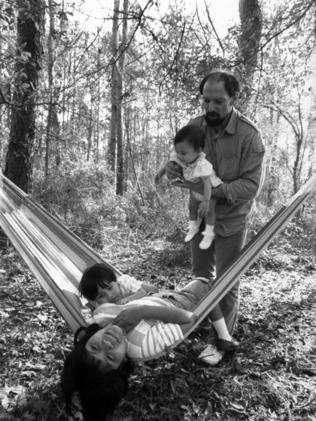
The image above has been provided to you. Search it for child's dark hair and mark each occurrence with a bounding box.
[61,323,134,421]
[79,263,117,301]
[174,125,205,151]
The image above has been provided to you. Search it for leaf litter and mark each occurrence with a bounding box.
[0,222,315,420]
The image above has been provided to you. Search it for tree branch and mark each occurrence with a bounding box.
[158,20,187,91]
[204,0,225,57]
[260,1,314,52]
[261,101,300,137]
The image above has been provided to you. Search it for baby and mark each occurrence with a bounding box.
[155,125,222,249]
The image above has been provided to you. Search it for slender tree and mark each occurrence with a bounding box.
[109,0,120,173]
[45,0,61,177]
[116,0,128,195]
[305,21,316,172]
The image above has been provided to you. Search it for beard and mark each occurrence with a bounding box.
[204,112,226,127]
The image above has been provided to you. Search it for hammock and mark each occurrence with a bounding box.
[0,172,315,340]
[0,173,121,332]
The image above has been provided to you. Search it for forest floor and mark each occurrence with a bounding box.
[0,222,315,421]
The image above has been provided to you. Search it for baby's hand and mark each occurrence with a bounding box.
[170,177,184,186]
[154,172,163,185]
[165,161,183,180]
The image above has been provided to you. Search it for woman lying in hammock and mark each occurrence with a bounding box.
[61,266,239,421]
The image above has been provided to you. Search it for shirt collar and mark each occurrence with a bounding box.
[224,107,238,135]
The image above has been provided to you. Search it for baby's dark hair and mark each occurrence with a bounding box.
[79,263,117,301]
[174,125,205,151]
[199,68,240,97]
[61,323,134,421]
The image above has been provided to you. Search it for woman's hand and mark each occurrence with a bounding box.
[112,307,143,333]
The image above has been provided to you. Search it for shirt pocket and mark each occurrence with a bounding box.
[219,153,239,180]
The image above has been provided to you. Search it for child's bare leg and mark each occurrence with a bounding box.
[185,193,201,242]
[199,198,216,249]
[205,198,216,225]
[198,305,239,365]
[208,306,239,351]
[212,318,232,341]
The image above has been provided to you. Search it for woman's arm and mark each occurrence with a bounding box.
[113,304,196,333]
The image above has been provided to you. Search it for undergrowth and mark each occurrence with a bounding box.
[0,167,315,420]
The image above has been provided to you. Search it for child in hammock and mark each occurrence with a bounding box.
[155,125,223,249]
[79,263,239,363]
[62,276,240,420]
[79,263,158,307]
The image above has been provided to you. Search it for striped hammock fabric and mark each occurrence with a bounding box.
[0,173,121,332]
[0,172,315,345]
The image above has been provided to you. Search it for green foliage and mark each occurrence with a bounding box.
[32,162,115,247]
[31,160,316,254]
[31,163,191,248]
[1,0,315,197]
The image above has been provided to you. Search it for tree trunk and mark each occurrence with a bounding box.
[45,0,58,178]
[306,23,316,174]
[87,101,93,161]
[4,0,45,192]
[116,0,128,195]
[109,0,120,173]
[95,48,101,163]
[124,103,130,187]
[238,0,262,110]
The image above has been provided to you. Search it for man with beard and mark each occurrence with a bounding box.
[164,69,265,365]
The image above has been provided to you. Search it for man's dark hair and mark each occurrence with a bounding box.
[199,69,240,97]
[79,263,117,301]
[61,323,134,421]
[174,125,205,151]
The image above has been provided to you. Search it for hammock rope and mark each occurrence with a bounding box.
[0,172,315,344]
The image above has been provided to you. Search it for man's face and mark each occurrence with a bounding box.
[201,80,234,127]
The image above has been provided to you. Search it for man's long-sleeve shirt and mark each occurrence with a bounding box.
[189,108,265,236]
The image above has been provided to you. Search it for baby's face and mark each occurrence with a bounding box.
[94,282,122,306]
[175,140,199,164]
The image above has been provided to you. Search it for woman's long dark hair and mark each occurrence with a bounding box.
[61,324,134,421]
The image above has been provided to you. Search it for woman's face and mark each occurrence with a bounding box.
[85,325,127,372]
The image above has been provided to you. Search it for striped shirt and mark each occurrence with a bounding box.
[93,296,184,361]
